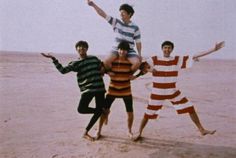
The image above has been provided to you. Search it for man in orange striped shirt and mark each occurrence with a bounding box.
[133,41,225,141]
[96,41,136,139]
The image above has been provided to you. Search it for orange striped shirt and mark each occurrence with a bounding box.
[107,58,132,97]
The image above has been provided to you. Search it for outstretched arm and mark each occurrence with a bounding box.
[41,53,56,60]
[192,41,225,61]
[87,0,107,19]
[41,53,73,74]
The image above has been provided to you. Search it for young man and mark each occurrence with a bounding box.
[133,41,225,141]
[96,41,136,140]
[87,0,142,73]
[41,40,107,141]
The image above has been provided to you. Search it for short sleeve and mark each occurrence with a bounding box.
[134,28,141,43]
[146,57,154,69]
[105,15,117,28]
[179,55,193,69]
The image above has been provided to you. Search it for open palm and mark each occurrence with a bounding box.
[41,53,55,59]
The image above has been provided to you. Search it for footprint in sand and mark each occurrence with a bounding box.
[117,144,129,152]
[51,154,58,158]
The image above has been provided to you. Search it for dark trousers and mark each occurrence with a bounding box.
[106,95,133,112]
[77,91,106,132]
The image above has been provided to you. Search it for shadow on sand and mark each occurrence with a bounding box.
[98,135,236,158]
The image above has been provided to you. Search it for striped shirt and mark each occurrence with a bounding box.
[107,58,133,97]
[144,55,194,119]
[106,15,141,50]
[53,55,106,94]
[147,55,193,87]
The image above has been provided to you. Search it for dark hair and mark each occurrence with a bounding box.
[119,4,134,17]
[118,41,130,51]
[75,40,89,49]
[161,41,174,49]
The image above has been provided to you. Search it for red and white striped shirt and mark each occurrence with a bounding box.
[144,55,194,119]
[147,55,193,90]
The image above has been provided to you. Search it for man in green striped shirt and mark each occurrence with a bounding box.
[41,40,107,141]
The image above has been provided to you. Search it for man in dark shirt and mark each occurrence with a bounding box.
[41,40,107,141]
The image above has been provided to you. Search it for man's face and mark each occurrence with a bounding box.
[162,45,173,57]
[76,46,87,58]
[118,48,128,58]
[120,10,131,22]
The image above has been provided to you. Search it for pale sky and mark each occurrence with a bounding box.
[0,0,236,59]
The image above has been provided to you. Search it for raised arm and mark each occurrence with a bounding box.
[87,0,107,19]
[193,41,225,61]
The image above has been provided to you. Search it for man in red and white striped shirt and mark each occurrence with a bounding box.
[133,40,225,141]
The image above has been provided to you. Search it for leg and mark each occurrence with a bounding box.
[132,94,163,141]
[95,95,115,139]
[103,51,118,71]
[77,93,97,141]
[123,96,134,138]
[127,55,141,73]
[103,95,115,125]
[77,93,95,114]
[95,113,107,140]
[170,91,216,136]
[85,92,106,133]
[127,112,134,138]
[189,109,216,136]
[133,116,149,141]
[83,130,95,141]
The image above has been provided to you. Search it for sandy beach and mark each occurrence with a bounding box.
[0,51,236,158]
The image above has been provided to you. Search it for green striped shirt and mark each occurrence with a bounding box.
[53,55,106,94]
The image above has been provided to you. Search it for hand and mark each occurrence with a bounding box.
[214,41,225,51]
[100,66,106,76]
[87,0,94,6]
[152,68,157,74]
[193,57,200,62]
[130,75,137,80]
[139,56,143,62]
[41,53,55,59]
[107,71,115,77]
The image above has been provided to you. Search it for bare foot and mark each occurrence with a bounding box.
[83,134,95,141]
[201,129,216,136]
[132,133,142,141]
[128,132,133,139]
[95,132,103,140]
